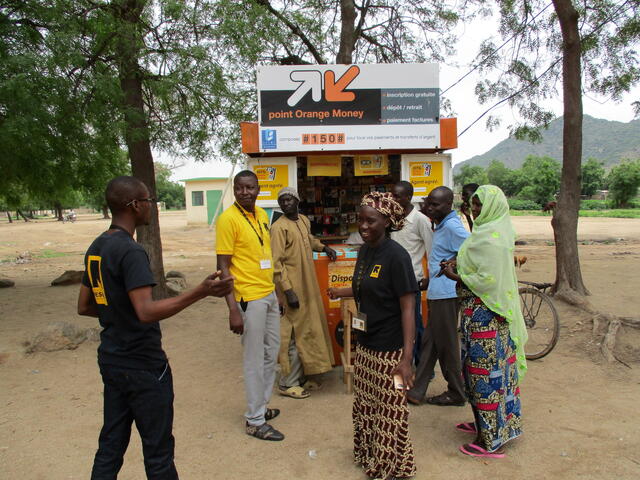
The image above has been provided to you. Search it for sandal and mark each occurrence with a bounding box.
[425,392,465,407]
[265,408,280,421]
[459,443,505,458]
[246,422,284,441]
[456,422,477,434]
[278,385,310,399]
[301,379,322,391]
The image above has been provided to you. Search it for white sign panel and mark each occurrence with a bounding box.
[257,63,440,152]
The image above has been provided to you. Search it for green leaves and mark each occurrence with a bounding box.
[608,159,640,207]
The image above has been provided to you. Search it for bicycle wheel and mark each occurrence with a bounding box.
[518,287,560,360]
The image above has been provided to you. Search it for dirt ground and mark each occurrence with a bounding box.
[1,212,639,480]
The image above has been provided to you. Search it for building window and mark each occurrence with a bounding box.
[192,191,204,206]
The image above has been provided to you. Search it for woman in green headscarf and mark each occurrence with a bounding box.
[441,185,527,459]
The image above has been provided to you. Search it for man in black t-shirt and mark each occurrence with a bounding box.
[78,176,233,480]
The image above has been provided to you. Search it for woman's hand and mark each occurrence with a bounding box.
[391,359,414,392]
[327,287,352,299]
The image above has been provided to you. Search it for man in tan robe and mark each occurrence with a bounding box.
[271,187,336,399]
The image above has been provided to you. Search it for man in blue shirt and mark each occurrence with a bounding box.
[407,186,469,406]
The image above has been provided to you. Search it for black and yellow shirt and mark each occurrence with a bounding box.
[353,238,418,352]
[81,231,166,369]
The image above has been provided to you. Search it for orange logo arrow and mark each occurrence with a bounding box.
[324,65,360,102]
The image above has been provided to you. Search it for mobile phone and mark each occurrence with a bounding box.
[435,259,448,277]
[393,373,405,390]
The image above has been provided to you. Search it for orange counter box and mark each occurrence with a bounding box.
[313,245,359,365]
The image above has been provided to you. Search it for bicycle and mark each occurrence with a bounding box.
[62,212,77,223]
[518,280,560,360]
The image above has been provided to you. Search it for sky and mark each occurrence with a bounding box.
[169,16,639,183]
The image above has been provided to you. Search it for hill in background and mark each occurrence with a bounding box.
[454,115,640,172]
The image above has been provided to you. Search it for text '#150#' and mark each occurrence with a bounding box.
[301,133,345,145]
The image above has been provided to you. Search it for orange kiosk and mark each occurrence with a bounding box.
[241,63,456,368]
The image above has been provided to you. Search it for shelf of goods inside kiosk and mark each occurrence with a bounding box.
[313,244,360,365]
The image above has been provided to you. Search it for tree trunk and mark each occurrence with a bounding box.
[114,0,167,299]
[16,209,29,222]
[6,211,13,223]
[550,0,589,297]
[102,204,111,220]
[337,0,357,63]
[54,202,63,221]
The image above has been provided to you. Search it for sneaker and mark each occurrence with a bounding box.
[245,422,285,441]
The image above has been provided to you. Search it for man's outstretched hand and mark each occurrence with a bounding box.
[201,271,234,297]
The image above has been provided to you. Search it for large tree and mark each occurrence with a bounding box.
[2,1,254,296]
[215,1,462,68]
[0,1,123,220]
[471,0,640,298]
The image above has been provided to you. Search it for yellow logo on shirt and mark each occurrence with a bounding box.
[87,255,108,305]
[370,265,382,278]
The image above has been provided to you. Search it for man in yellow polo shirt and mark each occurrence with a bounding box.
[216,170,283,441]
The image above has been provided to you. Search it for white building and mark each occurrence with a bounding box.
[181,177,234,225]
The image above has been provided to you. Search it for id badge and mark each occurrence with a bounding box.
[259,259,272,270]
[352,311,367,332]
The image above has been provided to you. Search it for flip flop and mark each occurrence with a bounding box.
[301,379,322,391]
[456,422,477,434]
[459,443,505,458]
[278,386,310,399]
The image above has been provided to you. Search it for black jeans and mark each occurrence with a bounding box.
[91,363,178,480]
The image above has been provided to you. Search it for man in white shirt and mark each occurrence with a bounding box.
[391,180,433,365]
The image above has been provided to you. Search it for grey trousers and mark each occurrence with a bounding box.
[239,291,280,426]
[279,333,305,389]
[408,297,465,402]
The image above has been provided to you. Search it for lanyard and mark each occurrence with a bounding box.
[234,202,264,247]
[353,247,376,309]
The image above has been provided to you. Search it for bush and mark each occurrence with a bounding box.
[580,199,608,210]
[627,198,640,208]
[508,198,541,210]
[608,159,640,207]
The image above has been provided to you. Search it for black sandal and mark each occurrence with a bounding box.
[245,422,284,441]
[265,408,280,421]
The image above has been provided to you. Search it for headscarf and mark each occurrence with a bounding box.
[277,186,299,201]
[456,185,528,380]
[361,191,406,231]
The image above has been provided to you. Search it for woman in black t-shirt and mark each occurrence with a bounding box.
[328,192,418,480]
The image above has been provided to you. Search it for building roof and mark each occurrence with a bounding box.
[179,176,229,182]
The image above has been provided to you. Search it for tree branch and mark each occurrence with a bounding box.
[252,0,326,64]
[459,58,562,137]
[360,32,393,61]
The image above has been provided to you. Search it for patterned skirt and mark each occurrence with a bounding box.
[459,294,523,452]
[353,345,416,479]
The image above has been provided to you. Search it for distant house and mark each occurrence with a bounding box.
[180,177,234,225]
